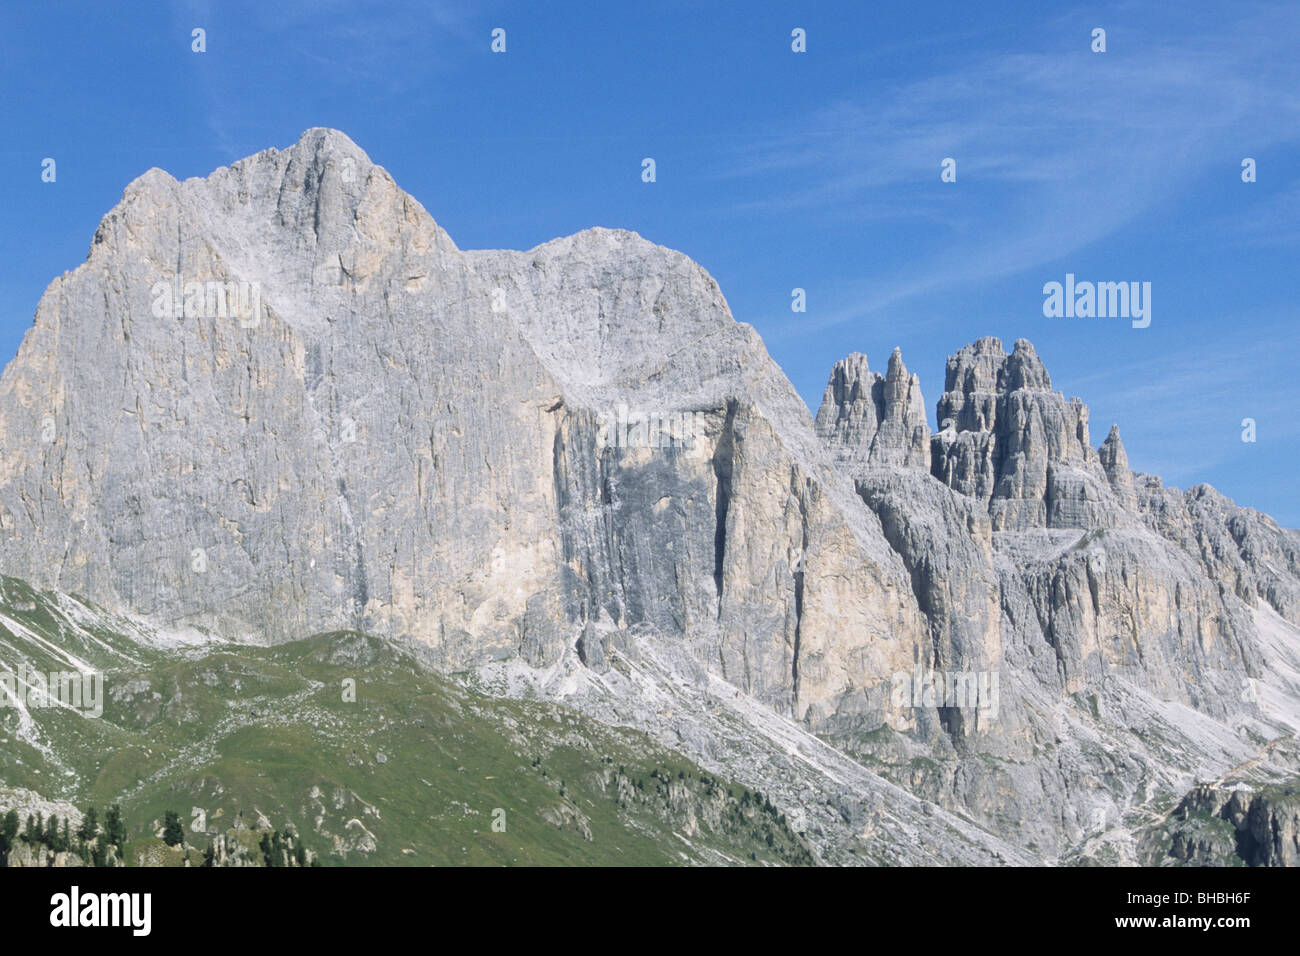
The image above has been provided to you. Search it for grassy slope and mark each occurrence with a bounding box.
[0,576,810,866]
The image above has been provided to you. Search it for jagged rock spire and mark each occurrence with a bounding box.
[815,348,930,473]
[1098,424,1138,509]
[930,338,1112,530]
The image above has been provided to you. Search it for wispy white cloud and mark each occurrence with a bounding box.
[1051,316,1300,487]
[720,3,1300,336]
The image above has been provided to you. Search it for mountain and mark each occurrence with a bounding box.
[1,128,1298,865]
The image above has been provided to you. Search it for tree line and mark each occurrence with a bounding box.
[0,803,126,866]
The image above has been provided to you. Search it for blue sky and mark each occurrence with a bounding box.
[2,1,1297,523]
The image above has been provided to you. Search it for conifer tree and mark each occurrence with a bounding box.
[77,806,98,843]
[104,804,126,848]
[92,832,108,867]
[0,809,17,863]
[162,810,184,847]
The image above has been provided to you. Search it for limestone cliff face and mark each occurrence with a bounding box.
[1138,479,1300,624]
[466,233,929,723]
[1097,425,1139,510]
[930,337,1112,532]
[1157,782,1300,867]
[814,349,930,472]
[815,336,1300,857]
[0,129,926,726]
[0,129,567,660]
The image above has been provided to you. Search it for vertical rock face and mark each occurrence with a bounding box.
[0,128,928,727]
[467,235,930,724]
[816,352,998,741]
[1155,783,1300,867]
[0,129,569,658]
[1097,425,1139,510]
[814,349,930,472]
[931,337,1112,531]
[1138,479,1300,622]
[817,336,1300,858]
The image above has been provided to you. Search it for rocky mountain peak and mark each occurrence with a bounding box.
[1098,423,1127,470]
[1097,424,1138,509]
[883,346,911,393]
[1003,337,1052,391]
[927,337,1112,530]
[941,336,1007,400]
[815,349,930,473]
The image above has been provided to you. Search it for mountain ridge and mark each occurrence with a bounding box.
[2,128,1298,865]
